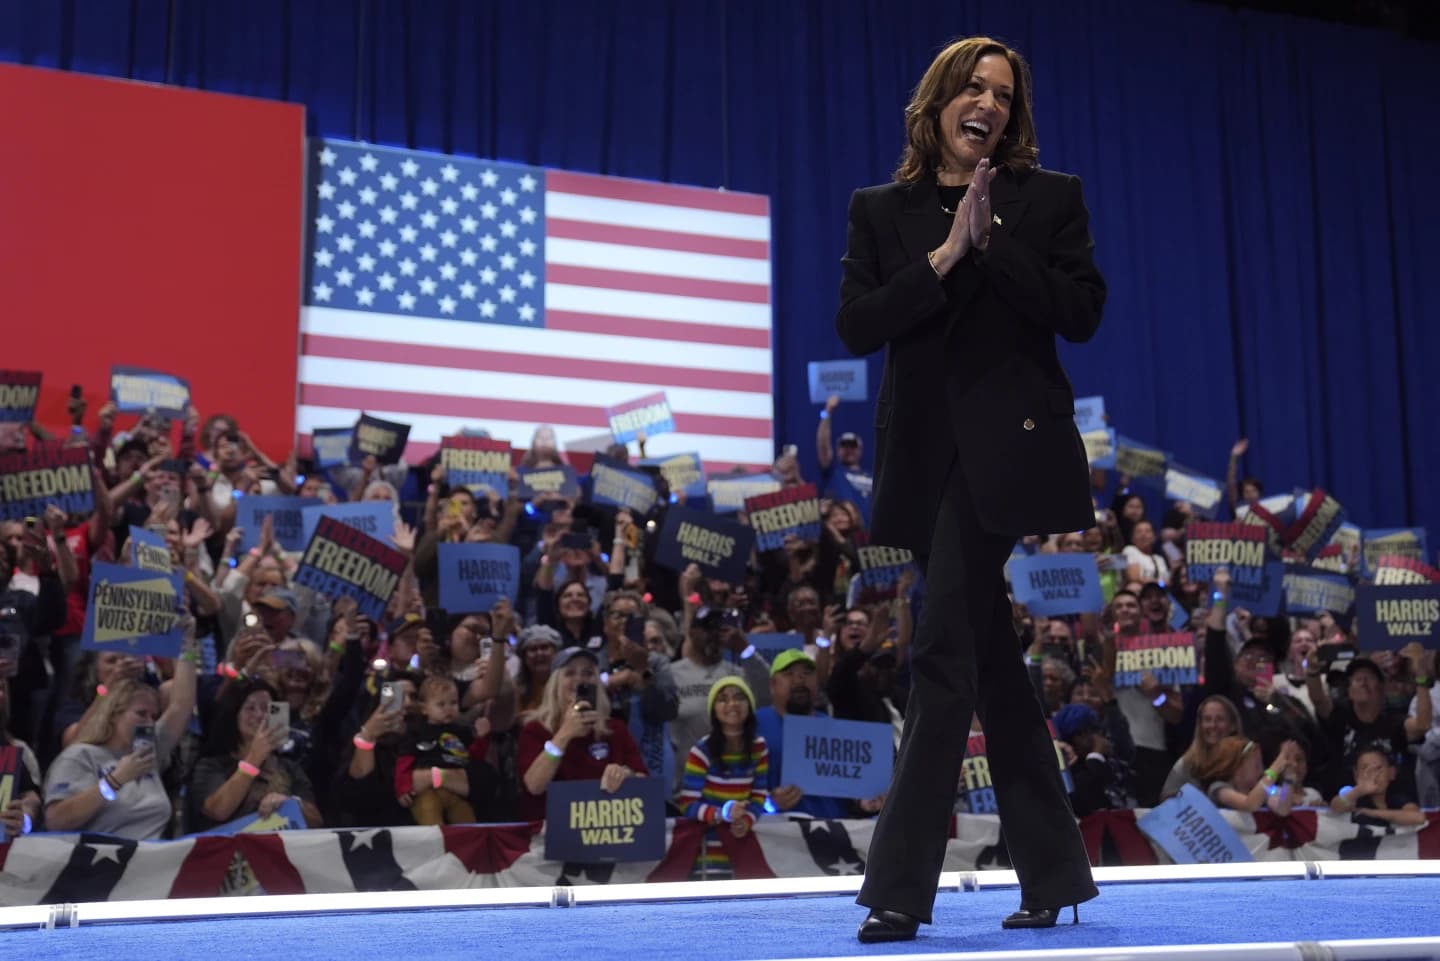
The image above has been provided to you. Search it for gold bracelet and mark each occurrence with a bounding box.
[926,250,944,278]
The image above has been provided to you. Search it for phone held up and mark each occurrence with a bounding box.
[573,682,597,711]
[131,723,156,756]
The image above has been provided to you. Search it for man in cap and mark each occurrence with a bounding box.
[754,649,851,819]
[816,394,873,513]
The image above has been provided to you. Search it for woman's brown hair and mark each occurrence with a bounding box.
[1193,735,1255,787]
[895,36,1039,183]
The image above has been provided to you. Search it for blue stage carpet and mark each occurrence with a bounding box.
[10,877,1440,959]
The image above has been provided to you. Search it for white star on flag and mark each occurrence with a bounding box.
[318,146,337,165]
[419,244,438,262]
[357,254,376,271]
[398,291,417,309]
[419,277,438,295]
[358,221,377,239]
[519,239,537,256]
[460,183,479,201]
[480,169,498,187]
[399,225,418,243]
[518,303,536,322]
[401,158,420,177]
[499,285,517,303]
[460,216,478,233]
[378,239,397,257]
[460,249,478,266]
[480,235,498,253]
[356,287,375,306]
[440,197,459,215]
[88,843,125,865]
[399,258,418,276]
[480,201,498,219]
[479,267,497,284]
[338,167,357,186]
[519,173,537,191]
[313,282,333,302]
[499,187,517,205]
[315,215,335,233]
[400,192,419,210]
[439,295,457,313]
[379,206,399,224]
[359,153,379,172]
[499,221,518,238]
[519,206,537,224]
[336,235,356,253]
[459,281,477,298]
[499,253,517,270]
[335,268,354,287]
[380,173,398,190]
[377,273,397,291]
[440,164,459,182]
[479,299,497,317]
[337,200,356,219]
[317,181,336,200]
[358,186,377,204]
[420,178,439,197]
[420,211,438,229]
[348,829,382,850]
[519,270,537,288]
[314,249,334,267]
[439,263,458,280]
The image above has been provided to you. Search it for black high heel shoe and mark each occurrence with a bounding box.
[857,908,921,943]
[1001,904,1080,929]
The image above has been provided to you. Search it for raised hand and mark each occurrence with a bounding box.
[967,157,996,252]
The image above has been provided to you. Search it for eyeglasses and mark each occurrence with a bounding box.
[606,610,634,621]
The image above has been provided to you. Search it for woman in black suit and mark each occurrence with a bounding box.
[840,37,1104,943]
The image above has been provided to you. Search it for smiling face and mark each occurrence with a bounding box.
[1111,593,1141,631]
[1131,521,1156,552]
[936,53,1014,174]
[112,689,158,748]
[1198,700,1235,747]
[558,582,590,620]
[237,689,271,741]
[712,685,751,732]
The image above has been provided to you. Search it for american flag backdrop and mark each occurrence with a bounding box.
[298,139,774,469]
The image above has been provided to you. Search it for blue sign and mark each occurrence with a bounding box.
[349,413,411,466]
[517,464,581,501]
[638,452,707,500]
[1362,528,1429,579]
[728,632,803,666]
[81,561,184,658]
[237,495,323,553]
[1354,584,1440,651]
[293,515,408,622]
[127,525,171,573]
[606,392,675,445]
[1137,784,1252,864]
[589,458,658,514]
[1114,435,1167,482]
[300,500,395,551]
[0,445,96,522]
[1282,567,1356,616]
[1165,464,1224,518]
[1073,395,1105,434]
[652,504,754,584]
[1228,560,1285,617]
[806,359,867,404]
[781,714,893,800]
[1082,428,1117,470]
[707,473,780,514]
[198,634,218,675]
[438,542,522,613]
[109,365,190,417]
[195,798,306,836]
[543,776,668,863]
[0,370,41,424]
[440,436,511,496]
[1008,553,1105,616]
[311,428,354,470]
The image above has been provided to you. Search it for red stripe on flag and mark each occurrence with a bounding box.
[1420,812,1440,859]
[299,385,772,439]
[302,334,771,394]
[395,441,766,474]
[547,218,769,260]
[170,836,238,898]
[547,169,768,217]
[545,310,771,349]
[234,834,307,895]
[547,264,769,305]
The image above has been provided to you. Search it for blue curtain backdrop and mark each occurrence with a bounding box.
[4,0,1436,540]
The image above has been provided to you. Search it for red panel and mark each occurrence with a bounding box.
[0,65,304,459]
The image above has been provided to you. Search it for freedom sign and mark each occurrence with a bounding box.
[441,436,511,495]
[0,371,41,424]
[1008,553,1105,616]
[589,458,658,515]
[806,359,867,404]
[438,542,521,613]
[1137,784,1252,864]
[707,473,780,513]
[606,392,674,445]
[744,482,821,552]
[0,445,95,522]
[300,501,396,552]
[781,714,893,800]
[81,562,184,658]
[1373,556,1440,586]
[1354,585,1440,650]
[236,495,323,553]
[1114,633,1198,688]
[110,365,190,417]
[543,777,667,863]
[1362,528,1428,579]
[1185,521,1272,584]
[1282,489,1347,562]
[958,731,1072,815]
[293,515,408,622]
[855,545,916,602]
[349,413,411,465]
[652,504,754,584]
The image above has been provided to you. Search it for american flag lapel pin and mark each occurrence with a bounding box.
[992,214,1002,226]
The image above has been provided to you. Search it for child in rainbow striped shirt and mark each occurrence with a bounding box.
[678,676,770,879]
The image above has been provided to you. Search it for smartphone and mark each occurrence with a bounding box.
[131,723,156,755]
[480,636,494,660]
[1255,662,1275,689]
[380,682,402,714]
[574,682,597,709]
[244,612,260,629]
[267,701,290,734]
[70,384,83,400]
[624,613,647,645]
[559,531,592,552]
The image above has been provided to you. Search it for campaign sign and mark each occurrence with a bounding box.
[110,365,190,417]
[653,505,754,584]
[0,744,24,810]
[707,473,780,514]
[957,731,1072,815]
[1114,633,1198,688]
[544,776,667,863]
[638,452,707,500]
[0,371,41,424]
[1072,395,1106,435]
[589,457,658,515]
[606,392,674,445]
[1008,553,1105,616]
[1185,521,1272,585]
[349,413,411,466]
[311,428,354,470]
[128,526,171,573]
[1082,428,1117,470]
[1373,556,1440,586]
[1282,567,1357,616]
[1325,523,1363,572]
[1137,784,1252,864]
[1165,465,1224,518]
[1114,435,1167,481]
[438,542,521,613]
[733,631,803,666]
[1354,585,1440,650]
[198,634,218,676]
[441,436,512,495]
[300,501,396,552]
[0,445,95,522]
[1228,560,1286,616]
[293,515,408,622]
[517,464,581,501]
[237,495,323,554]
[1362,528,1428,579]
[1280,489,1347,562]
[781,714,893,800]
[81,562,184,658]
[856,545,916,602]
[744,482,821,552]
[807,359,867,404]
[197,798,306,836]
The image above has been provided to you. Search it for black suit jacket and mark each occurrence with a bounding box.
[836,166,1104,552]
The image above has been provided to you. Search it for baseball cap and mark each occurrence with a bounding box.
[707,676,756,715]
[1052,703,1100,741]
[837,432,862,447]
[519,624,562,651]
[1345,657,1384,684]
[254,587,299,615]
[770,649,817,677]
[552,647,600,671]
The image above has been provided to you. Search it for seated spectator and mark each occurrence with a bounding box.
[1039,656,1076,716]
[516,648,646,821]
[755,650,855,819]
[1195,735,1302,814]
[1068,656,1135,766]
[1053,703,1136,816]
[1328,743,1425,826]
[45,642,197,840]
[678,677,770,878]
[1162,694,1241,799]
[670,606,771,790]
[0,678,42,840]
[1258,729,1325,806]
[396,676,495,824]
[331,673,420,827]
[189,678,323,831]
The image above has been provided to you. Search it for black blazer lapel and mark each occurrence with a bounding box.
[896,177,954,264]
[987,168,1029,236]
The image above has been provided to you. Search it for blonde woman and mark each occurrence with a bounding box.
[515,648,646,821]
[1159,695,1242,799]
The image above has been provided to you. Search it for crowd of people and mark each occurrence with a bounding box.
[0,389,1433,879]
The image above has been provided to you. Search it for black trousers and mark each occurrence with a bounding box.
[858,462,1098,924]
